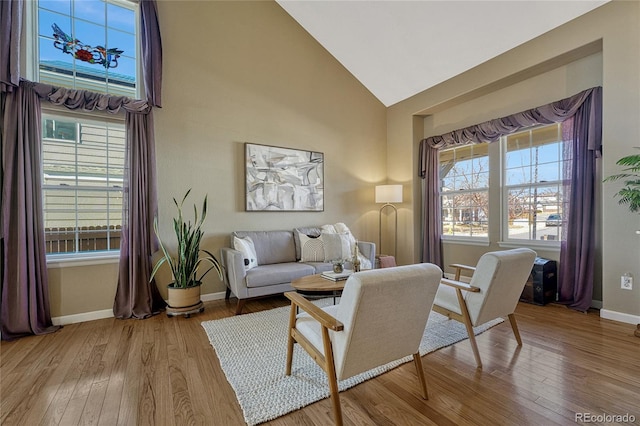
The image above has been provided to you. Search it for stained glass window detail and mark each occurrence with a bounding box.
[38,0,137,97]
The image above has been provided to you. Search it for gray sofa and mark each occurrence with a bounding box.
[220,228,376,314]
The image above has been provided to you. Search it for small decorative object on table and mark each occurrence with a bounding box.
[321,269,353,281]
[332,260,345,274]
[352,241,361,272]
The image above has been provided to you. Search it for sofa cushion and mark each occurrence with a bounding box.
[233,231,296,265]
[233,236,258,270]
[244,263,316,288]
[301,261,334,273]
[294,227,322,260]
[298,233,325,262]
[322,232,352,262]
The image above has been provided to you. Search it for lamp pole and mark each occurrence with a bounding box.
[379,203,398,258]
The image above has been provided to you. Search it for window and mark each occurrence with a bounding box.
[42,114,125,255]
[31,0,138,257]
[438,122,567,244]
[440,143,489,239]
[37,0,138,97]
[503,123,567,242]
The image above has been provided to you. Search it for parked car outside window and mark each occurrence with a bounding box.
[545,214,562,226]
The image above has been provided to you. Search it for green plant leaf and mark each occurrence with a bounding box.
[604,148,640,215]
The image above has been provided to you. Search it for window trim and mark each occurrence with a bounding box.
[46,251,120,268]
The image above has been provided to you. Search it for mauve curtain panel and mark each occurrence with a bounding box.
[419,87,602,311]
[558,88,602,311]
[418,141,443,267]
[1,82,59,340]
[140,0,162,108]
[0,0,22,92]
[113,111,166,318]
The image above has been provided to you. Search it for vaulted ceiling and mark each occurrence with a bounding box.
[276,0,609,106]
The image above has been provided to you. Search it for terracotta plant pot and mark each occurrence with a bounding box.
[167,282,202,309]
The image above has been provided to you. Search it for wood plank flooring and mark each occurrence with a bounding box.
[1,297,639,425]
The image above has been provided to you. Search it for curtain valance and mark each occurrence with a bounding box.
[28,81,151,114]
[419,87,601,166]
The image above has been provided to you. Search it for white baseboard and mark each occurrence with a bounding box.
[600,309,640,325]
[52,291,228,326]
[52,309,114,326]
[201,291,227,302]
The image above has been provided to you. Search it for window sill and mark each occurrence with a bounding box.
[498,240,561,252]
[47,252,120,268]
[441,237,490,247]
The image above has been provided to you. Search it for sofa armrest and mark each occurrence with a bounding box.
[357,241,376,268]
[220,247,249,299]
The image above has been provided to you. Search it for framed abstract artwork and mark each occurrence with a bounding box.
[245,143,324,211]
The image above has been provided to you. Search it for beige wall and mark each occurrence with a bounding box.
[47,0,387,318]
[387,0,640,318]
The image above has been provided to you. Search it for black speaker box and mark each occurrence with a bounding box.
[520,257,557,305]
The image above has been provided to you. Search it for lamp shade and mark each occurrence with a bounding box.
[375,185,403,204]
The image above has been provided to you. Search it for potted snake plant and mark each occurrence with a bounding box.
[150,189,224,313]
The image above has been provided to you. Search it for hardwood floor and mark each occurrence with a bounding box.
[1,297,639,425]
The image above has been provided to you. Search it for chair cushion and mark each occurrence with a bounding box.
[433,284,463,316]
[295,305,339,353]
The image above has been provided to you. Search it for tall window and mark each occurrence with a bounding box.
[42,114,125,255]
[440,143,490,239]
[503,123,566,242]
[32,0,138,256]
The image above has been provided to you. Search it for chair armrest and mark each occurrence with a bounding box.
[449,263,476,281]
[440,278,481,292]
[285,292,344,331]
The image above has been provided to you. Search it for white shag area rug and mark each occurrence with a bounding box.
[201,301,503,426]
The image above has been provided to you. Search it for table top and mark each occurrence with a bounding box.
[291,274,347,292]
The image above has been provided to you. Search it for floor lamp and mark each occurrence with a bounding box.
[375,185,402,258]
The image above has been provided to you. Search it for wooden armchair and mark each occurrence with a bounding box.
[284,263,443,426]
[432,248,536,369]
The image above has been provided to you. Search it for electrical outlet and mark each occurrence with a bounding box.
[621,273,633,290]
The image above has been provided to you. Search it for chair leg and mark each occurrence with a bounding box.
[456,288,482,369]
[412,353,429,400]
[225,287,231,300]
[508,313,523,346]
[286,305,297,376]
[322,328,343,426]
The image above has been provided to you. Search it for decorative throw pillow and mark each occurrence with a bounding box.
[322,232,352,262]
[233,236,258,270]
[298,233,325,262]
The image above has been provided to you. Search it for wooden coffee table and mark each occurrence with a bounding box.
[291,274,347,304]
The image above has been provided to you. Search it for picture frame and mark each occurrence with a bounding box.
[245,143,324,212]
